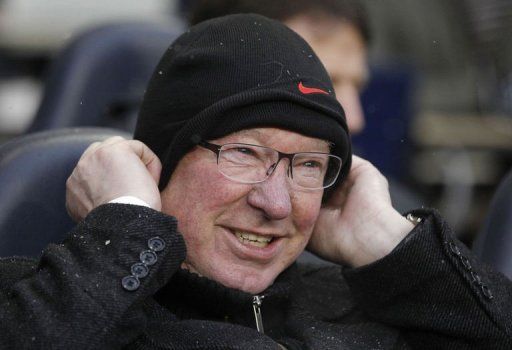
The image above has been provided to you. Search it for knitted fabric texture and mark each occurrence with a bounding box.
[2,206,512,348]
[134,13,351,191]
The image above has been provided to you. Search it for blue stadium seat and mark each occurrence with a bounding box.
[28,22,182,133]
[0,128,130,257]
[352,63,416,181]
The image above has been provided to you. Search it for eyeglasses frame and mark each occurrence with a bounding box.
[198,140,342,190]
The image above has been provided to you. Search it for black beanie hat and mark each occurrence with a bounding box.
[134,13,352,193]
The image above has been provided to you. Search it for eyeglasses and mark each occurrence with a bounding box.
[199,141,342,190]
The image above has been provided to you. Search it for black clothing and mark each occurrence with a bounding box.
[134,14,351,192]
[0,204,511,349]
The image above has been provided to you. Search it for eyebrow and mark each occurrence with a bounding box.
[232,129,262,138]
[232,129,332,150]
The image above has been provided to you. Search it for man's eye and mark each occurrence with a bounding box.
[235,147,255,155]
[301,160,322,168]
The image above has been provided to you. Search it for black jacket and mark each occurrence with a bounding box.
[0,204,511,349]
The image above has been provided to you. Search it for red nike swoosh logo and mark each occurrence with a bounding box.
[298,82,329,95]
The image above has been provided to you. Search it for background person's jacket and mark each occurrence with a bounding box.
[0,204,511,349]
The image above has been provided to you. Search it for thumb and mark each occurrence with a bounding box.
[127,140,162,186]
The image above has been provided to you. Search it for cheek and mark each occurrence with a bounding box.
[160,161,248,245]
[292,193,322,233]
[162,161,225,212]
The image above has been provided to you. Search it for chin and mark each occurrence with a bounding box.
[212,262,282,295]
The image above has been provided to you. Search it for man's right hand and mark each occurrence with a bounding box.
[66,136,162,222]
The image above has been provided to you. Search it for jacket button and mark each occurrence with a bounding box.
[148,237,166,252]
[131,262,149,278]
[140,250,158,266]
[122,275,140,291]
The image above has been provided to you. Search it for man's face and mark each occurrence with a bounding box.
[286,16,369,134]
[160,127,327,294]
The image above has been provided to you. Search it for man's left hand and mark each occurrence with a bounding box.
[308,156,415,267]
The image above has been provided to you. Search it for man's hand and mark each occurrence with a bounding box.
[66,137,162,222]
[308,156,415,267]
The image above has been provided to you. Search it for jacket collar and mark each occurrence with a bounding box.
[155,263,300,332]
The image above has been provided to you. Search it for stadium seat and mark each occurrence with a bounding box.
[0,128,130,257]
[27,22,181,133]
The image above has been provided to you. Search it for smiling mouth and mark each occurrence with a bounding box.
[234,231,274,248]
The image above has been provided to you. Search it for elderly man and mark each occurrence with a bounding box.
[1,14,511,349]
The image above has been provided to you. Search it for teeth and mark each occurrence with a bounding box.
[235,231,272,248]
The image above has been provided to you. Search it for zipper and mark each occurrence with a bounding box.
[252,295,265,334]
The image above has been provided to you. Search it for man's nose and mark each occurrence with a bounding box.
[247,162,292,220]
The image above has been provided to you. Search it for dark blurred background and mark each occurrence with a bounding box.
[0,0,510,245]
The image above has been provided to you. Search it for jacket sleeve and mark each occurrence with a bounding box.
[343,208,512,349]
[0,203,186,350]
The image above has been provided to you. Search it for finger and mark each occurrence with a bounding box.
[80,136,127,160]
[80,141,102,160]
[99,135,126,146]
[351,154,364,163]
[126,140,162,185]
